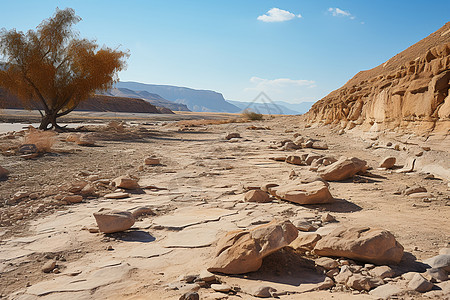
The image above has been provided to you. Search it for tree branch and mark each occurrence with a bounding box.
[23,75,50,113]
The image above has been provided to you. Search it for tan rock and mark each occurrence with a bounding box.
[319,157,367,181]
[380,157,396,169]
[76,134,96,146]
[112,176,140,189]
[289,233,321,251]
[208,219,298,274]
[315,257,339,270]
[244,189,271,203]
[144,157,160,165]
[62,195,83,203]
[395,157,416,173]
[104,192,130,199]
[93,209,135,233]
[41,260,56,273]
[0,166,9,179]
[286,155,303,165]
[312,141,329,150]
[346,274,383,291]
[225,133,240,140]
[408,273,434,292]
[273,180,334,205]
[314,226,404,265]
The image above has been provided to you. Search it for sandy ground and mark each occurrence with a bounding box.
[0,111,449,299]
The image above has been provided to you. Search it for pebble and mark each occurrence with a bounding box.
[211,283,231,293]
[41,260,56,273]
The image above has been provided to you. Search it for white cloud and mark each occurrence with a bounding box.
[257,8,302,23]
[328,7,353,18]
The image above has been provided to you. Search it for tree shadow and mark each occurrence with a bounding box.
[107,230,156,243]
[303,198,363,213]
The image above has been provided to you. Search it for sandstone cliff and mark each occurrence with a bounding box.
[306,22,450,134]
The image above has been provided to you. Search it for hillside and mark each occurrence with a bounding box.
[228,100,315,115]
[102,88,189,112]
[0,89,171,114]
[305,22,450,134]
[117,81,241,113]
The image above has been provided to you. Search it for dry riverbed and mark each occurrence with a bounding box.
[0,113,449,299]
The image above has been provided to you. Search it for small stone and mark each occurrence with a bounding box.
[379,157,396,169]
[107,245,114,251]
[211,283,231,293]
[244,190,271,203]
[144,157,160,165]
[321,213,336,223]
[292,219,315,232]
[88,227,99,233]
[415,151,423,157]
[87,174,100,181]
[42,260,56,273]
[312,141,329,150]
[426,267,448,282]
[422,146,431,151]
[369,283,403,299]
[317,277,335,290]
[316,257,339,270]
[370,266,395,279]
[225,133,240,140]
[346,273,384,291]
[12,191,29,202]
[131,206,155,218]
[326,268,339,278]
[404,186,427,195]
[62,195,83,203]
[198,270,216,282]
[178,274,198,283]
[408,273,433,292]
[93,209,135,233]
[0,165,9,179]
[179,292,199,300]
[112,176,140,190]
[424,254,450,272]
[251,286,277,298]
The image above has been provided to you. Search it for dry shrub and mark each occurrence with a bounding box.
[242,109,263,121]
[23,128,57,152]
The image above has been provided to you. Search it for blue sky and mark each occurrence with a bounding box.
[1,1,449,103]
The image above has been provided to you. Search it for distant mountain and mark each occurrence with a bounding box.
[116,81,241,113]
[226,100,315,115]
[103,87,189,112]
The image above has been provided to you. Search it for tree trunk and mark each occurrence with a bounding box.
[39,112,58,131]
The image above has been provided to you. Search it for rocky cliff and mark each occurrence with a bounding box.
[305,22,450,134]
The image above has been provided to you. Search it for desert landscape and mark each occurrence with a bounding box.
[0,4,450,300]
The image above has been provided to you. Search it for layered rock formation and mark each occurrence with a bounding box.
[306,22,450,133]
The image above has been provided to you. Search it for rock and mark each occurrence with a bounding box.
[424,254,450,272]
[346,273,384,291]
[68,181,88,193]
[370,266,395,279]
[313,226,404,265]
[289,233,321,251]
[321,213,336,223]
[312,141,329,150]
[260,183,279,193]
[11,191,29,202]
[317,277,335,290]
[198,270,216,282]
[208,219,298,274]
[408,273,434,292]
[77,134,96,146]
[251,286,277,298]
[131,206,155,218]
[104,192,130,199]
[404,186,427,195]
[369,283,403,299]
[62,195,83,203]
[286,155,303,165]
[112,176,140,189]
[426,267,448,282]
[272,180,334,205]
[315,257,339,270]
[304,139,314,148]
[93,209,135,233]
[283,142,300,150]
[225,133,240,140]
[380,157,396,169]
[87,174,100,181]
[179,292,199,300]
[144,157,160,165]
[395,157,416,173]
[42,260,56,273]
[334,265,353,284]
[269,156,286,162]
[305,153,323,165]
[80,184,96,196]
[292,219,316,232]
[0,166,9,179]
[210,283,231,293]
[319,157,367,181]
[244,190,271,203]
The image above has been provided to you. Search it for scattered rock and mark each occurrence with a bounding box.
[395,157,416,173]
[408,273,434,292]
[380,157,396,169]
[41,260,56,273]
[319,157,367,181]
[292,219,316,232]
[244,190,271,203]
[112,176,140,190]
[0,166,9,179]
[315,257,339,270]
[369,283,403,299]
[312,141,329,150]
[317,277,335,290]
[93,209,135,233]
[104,192,130,199]
[321,213,336,223]
[346,273,384,291]
[62,195,83,203]
[198,270,216,282]
[260,183,279,193]
[251,286,277,298]
[334,265,353,284]
[77,134,96,146]
[208,219,298,274]
[314,226,404,265]
[426,267,448,282]
[404,186,427,195]
[285,155,303,165]
[289,233,321,251]
[225,133,240,140]
[131,206,155,218]
[11,191,29,203]
[179,292,199,300]
[424,254,450,272]
[211,283,231,293]
[273,180,334,205]
[144,157,160,165]
[370,266,395,279]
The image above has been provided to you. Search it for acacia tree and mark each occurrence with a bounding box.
[0,8,128,130]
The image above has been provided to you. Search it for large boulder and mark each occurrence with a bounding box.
[93,209,135,233]
[319,157,367,181]
[208,219,298,274]
[313,226,404,265]
[272,180,334,205]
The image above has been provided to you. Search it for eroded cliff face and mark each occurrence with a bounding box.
[306,23,450,134]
